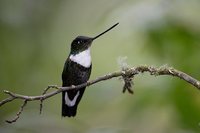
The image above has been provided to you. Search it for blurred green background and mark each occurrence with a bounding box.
[0,0,200,133]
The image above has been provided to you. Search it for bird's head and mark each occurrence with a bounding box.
[70,23,119,55]
[70,36,93,55]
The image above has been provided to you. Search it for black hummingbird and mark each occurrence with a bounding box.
[62,23,119,117]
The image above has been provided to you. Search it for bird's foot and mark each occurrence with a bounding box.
[71,85,76,89]
[86,81,91,85]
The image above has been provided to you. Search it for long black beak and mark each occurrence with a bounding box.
[92,23,119,40]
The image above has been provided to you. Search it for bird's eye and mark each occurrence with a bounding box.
[77,41,80,44]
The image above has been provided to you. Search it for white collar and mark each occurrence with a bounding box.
[69,48,91,68]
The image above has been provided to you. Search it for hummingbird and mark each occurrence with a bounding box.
[62,23,119,117]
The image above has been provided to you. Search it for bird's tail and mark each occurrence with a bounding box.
[62,102,77,117]
[62,88,85,117]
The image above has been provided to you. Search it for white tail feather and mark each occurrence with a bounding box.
[65,91,80,107]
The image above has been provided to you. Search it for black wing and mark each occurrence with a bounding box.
[62,58,91,117]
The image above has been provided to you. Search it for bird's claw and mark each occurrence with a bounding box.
[71,85,76,89]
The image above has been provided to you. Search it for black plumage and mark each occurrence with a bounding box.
[61,23,118,117]
[62,58,91,117]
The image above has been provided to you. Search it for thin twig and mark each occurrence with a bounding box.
[40,85,58,114]
[5,100,27,123]
[0,65,200,123]
[0,97,16,107]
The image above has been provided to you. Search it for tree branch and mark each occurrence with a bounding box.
[0,65,200,123]
[5,100,27,123]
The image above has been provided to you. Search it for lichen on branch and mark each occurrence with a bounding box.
[0,65,200,123]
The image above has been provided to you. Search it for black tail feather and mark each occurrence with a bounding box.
[62,88,85,117]
[62,103,77,117]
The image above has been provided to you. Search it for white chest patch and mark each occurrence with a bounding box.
[69,48,91,68]
[65,91,80,107]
